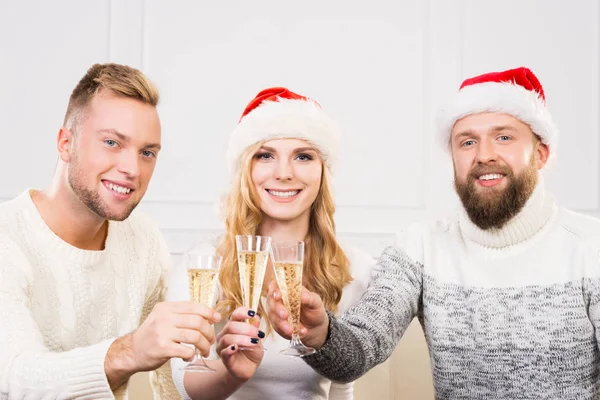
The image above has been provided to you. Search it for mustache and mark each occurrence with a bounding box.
[468,163,513,180]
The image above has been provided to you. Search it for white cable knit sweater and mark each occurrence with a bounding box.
[0,190,179,399]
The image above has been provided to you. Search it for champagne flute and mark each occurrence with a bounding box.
[235,235,271,323]
[184,253,222,372]
[271,241,316,357]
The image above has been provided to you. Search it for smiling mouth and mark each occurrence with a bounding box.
[102,180,134,195]
[266,189,301,198]
[477,173,505,181]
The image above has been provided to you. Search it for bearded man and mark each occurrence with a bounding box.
[267,67,600,399]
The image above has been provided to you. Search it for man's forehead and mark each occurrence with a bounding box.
[452,114,530,136]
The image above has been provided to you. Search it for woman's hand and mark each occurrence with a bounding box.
[216,307,265,382]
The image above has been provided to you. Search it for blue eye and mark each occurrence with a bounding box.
[498,135,511,141]
[256,152,273,160]
[105,139,118,147]
[462,140,476,147]
[142,150,156,158]
[296,153,313,161]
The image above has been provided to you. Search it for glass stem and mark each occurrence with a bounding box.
[290,333,303,347]
[193,349,210,367]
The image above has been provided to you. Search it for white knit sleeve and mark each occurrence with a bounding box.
[0,235,115,399]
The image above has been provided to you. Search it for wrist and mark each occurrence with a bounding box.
[311,314,331,350]
[105,333,139,390]
[226,370,250,385]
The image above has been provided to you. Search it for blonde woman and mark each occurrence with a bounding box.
[170,87,374,399]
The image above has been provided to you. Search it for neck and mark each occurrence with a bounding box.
[32,171,108,251]
[458,179,556,249]
[258,212,310,243]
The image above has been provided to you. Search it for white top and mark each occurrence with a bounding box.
[169,243,375,399]
[0,190,179,399]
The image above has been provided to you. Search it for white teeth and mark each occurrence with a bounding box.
[479,173,503,181]
[268,190,299,198]
[107,183,131,194]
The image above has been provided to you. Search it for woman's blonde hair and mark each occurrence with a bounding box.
[216,142,351,329]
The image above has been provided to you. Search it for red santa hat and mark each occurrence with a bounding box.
[226,87,341,174]
[438,67,558,151]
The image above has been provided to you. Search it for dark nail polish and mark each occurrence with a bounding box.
[250,338,259,344]
[258,330,265,339]
[248,310,256,317]
[231,345,235,350]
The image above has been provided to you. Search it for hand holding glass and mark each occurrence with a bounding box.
[271,241,316,357]
[184,254,222,372]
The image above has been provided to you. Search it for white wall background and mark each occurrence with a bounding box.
[2,0,598,258]
[1,1,599,398]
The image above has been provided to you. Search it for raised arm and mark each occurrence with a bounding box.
[267,246,422,383]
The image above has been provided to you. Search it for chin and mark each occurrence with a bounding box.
[269,214,301,222]
[263,210,304,222]
[102,203,137,221]
[105,211,133,222]
[476,184,507,196]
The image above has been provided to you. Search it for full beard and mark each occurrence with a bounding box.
[68,153,138,221]
[454,155,538,230]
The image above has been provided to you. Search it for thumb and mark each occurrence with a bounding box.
[267,279,280,299]
[301,286,324,311]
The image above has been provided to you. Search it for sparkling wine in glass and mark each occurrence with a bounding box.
[184,253,222,372]
[271,241,316,357]
[235,235,272,320]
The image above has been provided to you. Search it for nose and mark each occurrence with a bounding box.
[117,150,141,178]
[475,138,498,164]
[274,158,293,181]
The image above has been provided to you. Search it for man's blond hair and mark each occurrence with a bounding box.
[63,63,159,133]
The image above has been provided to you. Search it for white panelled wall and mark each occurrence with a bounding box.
[1,1,599,399]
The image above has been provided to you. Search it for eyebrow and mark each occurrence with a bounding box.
[293,147,317,153]
[259,146,317,153]
[491,125,518,133]
[453,131,476,141]
[96,128,162,150]
[454,125,518,141]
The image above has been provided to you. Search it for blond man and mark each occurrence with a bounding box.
[0,63,219,399]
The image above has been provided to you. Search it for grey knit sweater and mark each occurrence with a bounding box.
[304,187,600,399]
